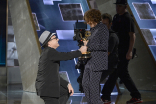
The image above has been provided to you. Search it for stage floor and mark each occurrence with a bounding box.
[1,84,156,104]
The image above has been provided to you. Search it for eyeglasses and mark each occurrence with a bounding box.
[49,37,58,41]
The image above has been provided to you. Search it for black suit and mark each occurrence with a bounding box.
[35,47,81,104]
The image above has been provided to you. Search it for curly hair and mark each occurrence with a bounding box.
[101,13,112,24]
[84,9,101,24]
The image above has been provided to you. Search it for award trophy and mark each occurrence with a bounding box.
[79,31,91,59]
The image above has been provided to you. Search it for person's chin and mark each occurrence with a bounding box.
[56,45,59,49]
[57,44,60,47]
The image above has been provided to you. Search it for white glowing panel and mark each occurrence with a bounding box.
[72,92,118,96]
[56,30,74,40]
[151,0,156,4]
[150,29,156,36]
[43,0,61,5]
[150,29,156,42]
[58,3,84,21]
[132,2,156,20]
[154,37,156,42]
[59,71,70,83]
[43,0,54,5]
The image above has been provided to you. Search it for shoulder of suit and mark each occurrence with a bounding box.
[98,22,107,27]
[113,14,119,19]
[45,47,58,54]
[109,32,118,38]
[123,12,133,20]
[109,33,119,43]
[99,23,108,30]
[110,32,116,37]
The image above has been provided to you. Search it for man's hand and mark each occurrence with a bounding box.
[83,40,89,46]
[126,51,132,60]
[67,84,74,96]
[127,32,135,60]
[79,46,87,53]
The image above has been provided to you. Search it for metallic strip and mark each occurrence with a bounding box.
[86,0,92,9]
[25,0,42,54]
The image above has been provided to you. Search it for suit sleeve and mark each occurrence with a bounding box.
[60,76,68,89]
[87,26,109,52]
[48,48,82,61]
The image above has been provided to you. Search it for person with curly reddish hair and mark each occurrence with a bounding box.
[82,9,109,104]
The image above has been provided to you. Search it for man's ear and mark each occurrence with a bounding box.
[47,42,50,47]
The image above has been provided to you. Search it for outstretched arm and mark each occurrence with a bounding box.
[49,48,82,61]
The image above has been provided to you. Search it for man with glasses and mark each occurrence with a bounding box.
[35,30,87,104]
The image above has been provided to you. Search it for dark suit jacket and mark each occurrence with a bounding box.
[87,22,109,71]
[35,47,81,97]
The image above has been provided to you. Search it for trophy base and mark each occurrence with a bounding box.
[79,52,91,59]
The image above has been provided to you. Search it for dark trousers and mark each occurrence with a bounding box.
[101,50,141,100]
[82,62,104,104]
[100,68,115,95]
[40,86,70,104]
[100,68,115,83]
